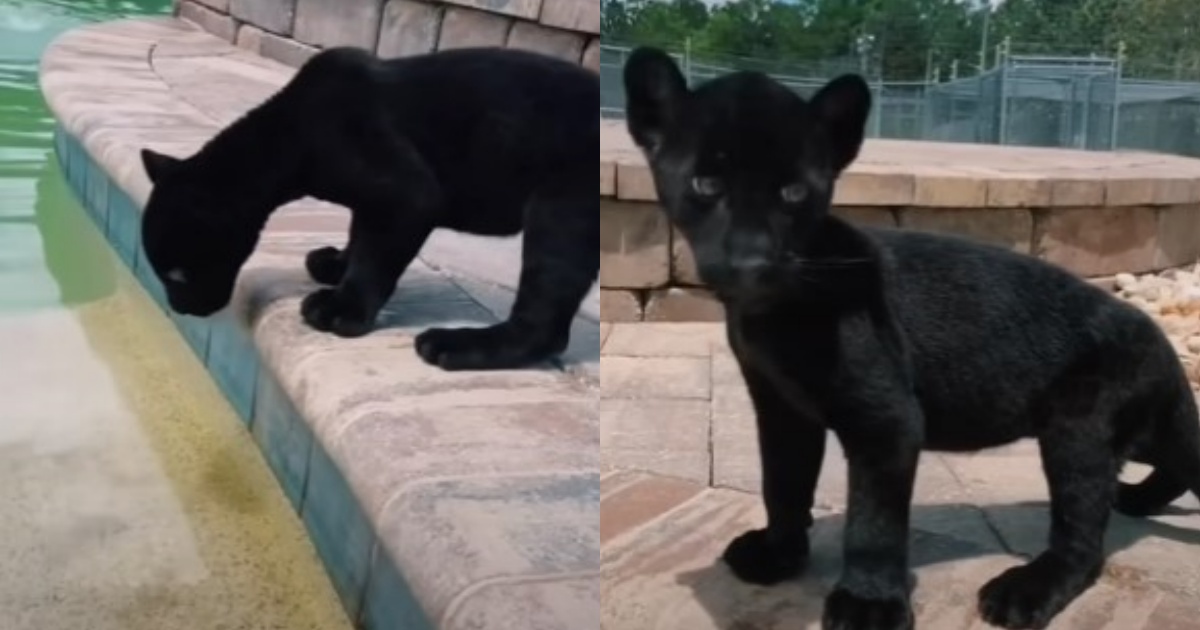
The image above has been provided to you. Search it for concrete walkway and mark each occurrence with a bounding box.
[602,322,1200,630]
[42,18,597,630]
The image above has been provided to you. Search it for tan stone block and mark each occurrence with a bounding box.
[1034,206,1158,276]
[600,473,704,544]
[1088,275,1117,292]
[178,0,237,41]
[710,348,759,494]
[259,31,318,67]
[230,0,296,35]
[293,0,384,49]
[1156,204,1200,269]
[600,159,615,196]
[438,6,512,50]
[912,174,988,207]
[900,207,1034,253]
[1051,178,1106,207]
[506,22,584,63]
[583,37,599,72]
[193,0,230,11]
[601,487,769,630]
[600,398,711,483]
[1106,177,1158,206]
[378,472,597,626]
[833,170,914,206]
[1155,176,1197,206]
[644,288,725,322]
[615,162,657,201]
[987,177,1052,208]
[441,0,542,21]
[539,0,599,34]
[235,24,263,53]
[443,577,597,629]
[600,356,711,400]
[671,230,700,285]
[377,0,443,58]
[599,289,642,322]
[832,206,898,228]
[602,323,723,357]
[600,201,670,289]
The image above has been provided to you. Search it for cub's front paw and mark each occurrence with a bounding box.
[305,246,347,285]
[823,588,913,630]
[977,555,1096,629]
[721,528,806,585]
[415,324,555,371]
[300,289,374,338]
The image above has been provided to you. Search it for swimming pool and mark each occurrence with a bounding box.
[0,2,352,628]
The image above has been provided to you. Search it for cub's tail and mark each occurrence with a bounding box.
[1115,389,1200,517]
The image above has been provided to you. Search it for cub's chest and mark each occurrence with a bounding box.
[727,306,845,421]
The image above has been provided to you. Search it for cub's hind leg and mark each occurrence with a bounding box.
[978,412,1117,628]
[1116,379,1200,516]
[415,168,597,371]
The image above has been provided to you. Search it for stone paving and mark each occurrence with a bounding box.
[602,322,1200,630]
[42,18,597,630]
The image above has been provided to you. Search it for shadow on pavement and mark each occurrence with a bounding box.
[677,501,1200,630]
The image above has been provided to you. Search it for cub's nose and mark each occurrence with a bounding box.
[726,232,774,279]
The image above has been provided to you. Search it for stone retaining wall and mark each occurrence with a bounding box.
[601,122,1200,323]
[600,201,1200,322]
[176,0,599,69]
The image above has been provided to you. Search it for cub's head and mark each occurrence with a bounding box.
[622,47,871,297]
[139,149,261,317]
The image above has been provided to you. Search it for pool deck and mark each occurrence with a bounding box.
[602,322,1200,629]
[41,18,597,630]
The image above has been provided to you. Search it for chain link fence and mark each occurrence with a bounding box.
[601,43,1200,157]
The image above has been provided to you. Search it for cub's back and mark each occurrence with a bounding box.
[864,226,1167,437]
[375,48,597,172]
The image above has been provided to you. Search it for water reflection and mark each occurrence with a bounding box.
[0,0,170,312]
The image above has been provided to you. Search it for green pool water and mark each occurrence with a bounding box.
[0,2,352,628]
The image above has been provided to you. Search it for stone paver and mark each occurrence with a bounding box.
[602,322,1200,629]
[42,18,597,630]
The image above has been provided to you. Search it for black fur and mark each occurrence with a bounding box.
[139,46,597,371]
[624,46,1200,630]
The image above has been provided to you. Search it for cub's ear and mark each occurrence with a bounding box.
[810,74,873,173]
[623,47,688,155]
[140,148,183,184]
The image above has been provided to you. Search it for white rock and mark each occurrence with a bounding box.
[1115,273,1138,291]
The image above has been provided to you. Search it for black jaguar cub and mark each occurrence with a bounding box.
[624,46,1200,630]
[139,46,597,371]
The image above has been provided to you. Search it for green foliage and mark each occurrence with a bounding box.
[601,0,1200,81]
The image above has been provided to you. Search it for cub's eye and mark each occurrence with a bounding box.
[780,182,808,204]
[690,176,724,198]
[166,268,187,285]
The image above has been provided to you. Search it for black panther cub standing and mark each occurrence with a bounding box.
[139,46,597,371]
[624,46,1200,630]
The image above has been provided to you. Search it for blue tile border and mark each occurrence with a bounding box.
[53,126,432,630]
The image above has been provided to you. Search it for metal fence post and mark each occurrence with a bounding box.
[1111,41,1125,150]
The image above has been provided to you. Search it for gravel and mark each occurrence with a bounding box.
[1113,265,1200,390]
